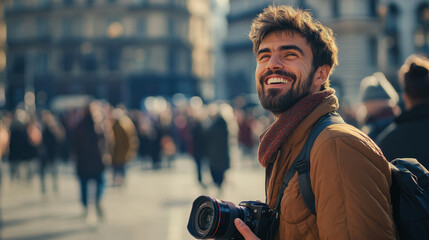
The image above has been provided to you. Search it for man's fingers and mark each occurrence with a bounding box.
[234,218,260,240]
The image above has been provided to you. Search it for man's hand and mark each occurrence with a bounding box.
[234,218,260,240]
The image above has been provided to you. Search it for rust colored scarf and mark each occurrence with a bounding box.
[258,89,335,167]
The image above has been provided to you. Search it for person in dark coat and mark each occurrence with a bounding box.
[377,54,429,169]
[8,109,41,182]
[205,108,230,190]
[72,103,107,218]
[188,110,207,188]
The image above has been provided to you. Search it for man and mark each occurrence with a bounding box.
[377,54,429,170]
[234,5,395,239]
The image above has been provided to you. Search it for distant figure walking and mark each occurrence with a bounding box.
[39,110,65,194]
[377,54,429,169]
[72,103,107,219]
[110,107,139,187]
[205,109,230,191]
[188,111,207,188]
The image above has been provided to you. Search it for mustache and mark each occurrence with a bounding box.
[260,70,297,83]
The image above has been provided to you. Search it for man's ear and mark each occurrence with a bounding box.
[313,65,331,89]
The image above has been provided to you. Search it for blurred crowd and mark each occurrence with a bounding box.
[0,94,273,218]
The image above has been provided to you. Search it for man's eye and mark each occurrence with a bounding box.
[284,52,298,57]
[258,55,270,61]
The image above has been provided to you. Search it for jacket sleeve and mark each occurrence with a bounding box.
[310,128,396,240]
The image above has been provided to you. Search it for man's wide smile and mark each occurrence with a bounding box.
[264,75,293,89]
[267,77,290,84]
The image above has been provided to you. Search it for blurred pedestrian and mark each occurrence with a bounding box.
[377,54,429,169]
[8,109,41,183]
[39,110,65,194]
[236,110,257,163]
[188,108,208,188]
[158,110,176,168]
[205,105,230,192]
[110,107,139,187]
[357,72,400,140]
[72,103,107,219]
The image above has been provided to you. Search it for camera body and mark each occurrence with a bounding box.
[187,195,275,240]
[237,200,273,239]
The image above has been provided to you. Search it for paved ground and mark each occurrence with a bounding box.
[0,155,265,240]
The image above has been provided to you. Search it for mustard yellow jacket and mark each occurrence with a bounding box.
[265,95,396,240]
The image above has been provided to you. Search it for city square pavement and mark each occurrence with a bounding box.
[0,154,265,240]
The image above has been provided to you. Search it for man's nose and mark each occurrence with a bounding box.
[267,54,283,71]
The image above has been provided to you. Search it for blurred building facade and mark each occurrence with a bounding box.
[224,0,429,105]
[4,0,214,110]
[0,2,6,108]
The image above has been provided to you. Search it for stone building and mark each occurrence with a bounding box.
[4,0,213,110]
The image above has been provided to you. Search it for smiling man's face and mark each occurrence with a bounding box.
[255,31,320,115]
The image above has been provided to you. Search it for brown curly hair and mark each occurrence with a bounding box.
[249,5,339,89]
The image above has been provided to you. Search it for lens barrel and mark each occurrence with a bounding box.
[187,195,244,239]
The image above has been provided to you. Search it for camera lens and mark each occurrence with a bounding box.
[198,207,214,231]
[187,195,244,239]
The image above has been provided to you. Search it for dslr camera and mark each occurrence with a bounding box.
[187,195,276,240]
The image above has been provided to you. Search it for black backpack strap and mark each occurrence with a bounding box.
[274,113,344,215]
[296,113,344,215]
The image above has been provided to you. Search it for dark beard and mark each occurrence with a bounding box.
[258,70,314,114]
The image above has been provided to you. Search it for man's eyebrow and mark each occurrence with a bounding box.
[280,45,305,56]
[256,48,271,56]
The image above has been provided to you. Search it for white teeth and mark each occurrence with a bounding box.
[267,77,289,84]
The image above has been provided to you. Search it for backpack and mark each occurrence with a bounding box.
[276,113,429,240]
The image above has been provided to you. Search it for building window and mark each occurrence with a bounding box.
[368,36,378,66]
[35,53,48,76]
[38,0,50,7]
[8,21,22,41]
[332,0,340,18]
[124,47,146,73]
[107,49,121,71]
[62,52,74,72]
[176,49,189,74]
[368,0,378,17]
[385,4,400,67]
[168,18,175,38]
[415,4,429,54]
[62,19,72,39]
[63,0,74,6]
[82,53,97,72]
[12,55,26,74]
[37,18,49,39]
[136,18,146,37]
